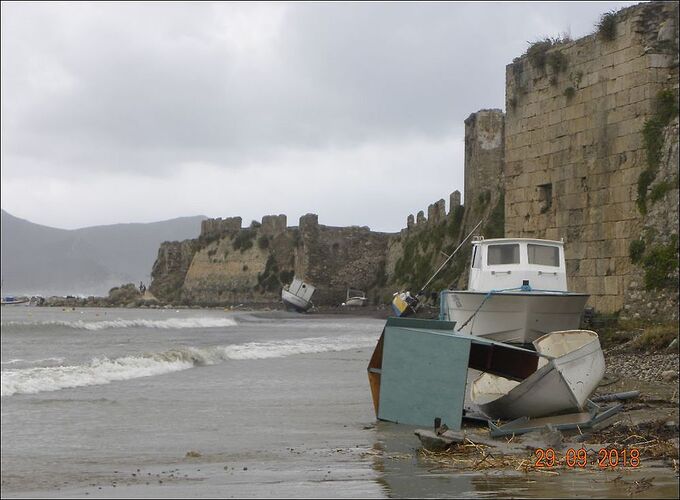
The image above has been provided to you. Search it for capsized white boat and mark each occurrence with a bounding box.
[440,237,589,343]
[470,329,605,420]
[281,277,316,313]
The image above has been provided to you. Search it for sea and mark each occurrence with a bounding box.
[1,306,678,499]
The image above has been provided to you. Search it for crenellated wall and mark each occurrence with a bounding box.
[151,213,392,306]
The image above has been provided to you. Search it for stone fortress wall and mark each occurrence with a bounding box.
[150,1,678,317]
[502,1,678,317]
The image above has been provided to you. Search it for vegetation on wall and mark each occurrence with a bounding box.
[257,255,282,293]
[526,36,571,72]
[637,89,679,214]
[641,235,679,291]
[629,239,646,264]
[232,228,256,252]
[597,10,618,41]
[257,235,270,250]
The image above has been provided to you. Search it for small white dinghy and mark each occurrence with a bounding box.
[471,329,605,420]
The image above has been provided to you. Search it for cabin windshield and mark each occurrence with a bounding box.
[472,246,482,268]
[487,244,520,265]
[528,244,560,267]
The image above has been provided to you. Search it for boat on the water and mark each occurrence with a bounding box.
[281,277,316,313]
[440,237,589,343]
[344,288,368,307]
[1,296,30,305]
[471,329,605,419]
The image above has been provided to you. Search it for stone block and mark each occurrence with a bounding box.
[597,258,612,276]
[648,53,674,68]
[586,240,606,260]
[569,276,587,293]
[568,241,587,259]
[615,220,632,239]
[604,276,620,296]
[614,238,632,258]
[586,276,605,295]
[615,89,630,107]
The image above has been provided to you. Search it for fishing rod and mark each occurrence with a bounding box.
[416,217,486,296]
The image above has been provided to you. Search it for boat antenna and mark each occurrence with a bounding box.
[416,217,486,296]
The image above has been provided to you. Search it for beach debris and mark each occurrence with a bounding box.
[185,450,202,458]
[626,476,655,495]
[487,402,623,438]
[518,424,563,449]
[417,437,533,472]
[414,428,465,452]
[590,390,640,403]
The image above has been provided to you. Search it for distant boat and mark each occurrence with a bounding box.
[1,296,30,305]
[440,237,589,344]
[281,277,316,313]
[344,288,368,307]
[391,291,420,317]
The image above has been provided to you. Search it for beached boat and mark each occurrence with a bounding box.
[344,288,368,307]
[470,329,605,419]
[439,237,589,343]
[391,291,420,317]
[281,277,316,313]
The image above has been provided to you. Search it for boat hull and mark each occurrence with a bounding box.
[471,330,605,420]
[345,297,368,307]
[281,288,312,313]
[440,290,589,344]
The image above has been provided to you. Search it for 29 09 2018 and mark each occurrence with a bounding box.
[534,448,641,468]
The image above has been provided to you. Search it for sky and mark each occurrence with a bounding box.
[1,1,641,233]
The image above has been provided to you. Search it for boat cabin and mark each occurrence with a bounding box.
[468,238,567,292]
[288,277,316,302]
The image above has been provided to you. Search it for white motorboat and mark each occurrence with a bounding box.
[281,277,316,313]
[440,237,589,343]
[1,296,30,305]
[344,288,368,307]
[471,329,606,420]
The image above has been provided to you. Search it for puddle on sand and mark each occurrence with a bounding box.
[368,421,679,499]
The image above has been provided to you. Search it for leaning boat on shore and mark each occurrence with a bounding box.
[440,237,589,344]
[281,277,316,313]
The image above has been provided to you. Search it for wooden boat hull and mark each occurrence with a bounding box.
[440,290,589,344]
[471,330,605,420]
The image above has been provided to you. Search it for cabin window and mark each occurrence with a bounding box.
[472,246,482,269]
[487,244,520,265]
[528,244,560,266]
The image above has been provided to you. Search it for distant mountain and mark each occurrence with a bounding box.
[0,209,206,296]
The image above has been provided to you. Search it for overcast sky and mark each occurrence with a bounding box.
[1,1,640,232]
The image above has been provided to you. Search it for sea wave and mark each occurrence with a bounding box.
[1,357,64,366]
[1,333,378,396]
[1,317,239,331]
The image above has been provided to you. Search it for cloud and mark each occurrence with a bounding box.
[1,1,640,229]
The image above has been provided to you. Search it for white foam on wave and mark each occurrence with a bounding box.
[3,317,238,331]
[1,333,378,396]
[1,357,64,366]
